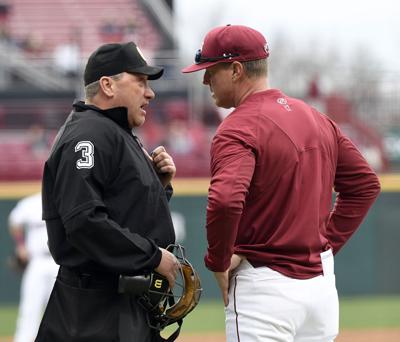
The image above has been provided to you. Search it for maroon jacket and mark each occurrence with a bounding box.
[205,89,380,279]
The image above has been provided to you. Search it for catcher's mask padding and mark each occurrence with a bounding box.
[118,244,202,333]
[166,262,201,318]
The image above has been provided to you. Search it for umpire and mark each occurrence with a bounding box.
[35,42,180,342]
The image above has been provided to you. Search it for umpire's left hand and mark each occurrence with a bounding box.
[155,247,180,288]
[151,146,176,187]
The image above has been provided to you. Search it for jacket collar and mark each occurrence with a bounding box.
[73,100,131,131]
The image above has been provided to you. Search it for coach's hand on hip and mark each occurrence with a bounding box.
[214,254,245,306]
[151,146,176,188]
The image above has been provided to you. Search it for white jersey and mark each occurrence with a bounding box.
[8,193,49,258]
[9,192,59,342]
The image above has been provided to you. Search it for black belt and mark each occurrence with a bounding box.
[58,266,119,290]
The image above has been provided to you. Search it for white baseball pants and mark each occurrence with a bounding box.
[225,250,339,342]
[13,256,59,342]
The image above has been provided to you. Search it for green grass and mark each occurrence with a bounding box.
[0,305,17,336]
[166,300,226,334]
[2,296,400,337]
[339,296,400,329]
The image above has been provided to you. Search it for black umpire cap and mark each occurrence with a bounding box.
[84,42,164,86]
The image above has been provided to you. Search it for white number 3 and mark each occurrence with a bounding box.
[75,141,94,169]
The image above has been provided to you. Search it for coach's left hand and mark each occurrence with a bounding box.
[151,146,176,188]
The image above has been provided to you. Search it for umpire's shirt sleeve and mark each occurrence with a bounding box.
[51,119,162,275]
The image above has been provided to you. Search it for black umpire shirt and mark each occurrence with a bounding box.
[42,101,175,276]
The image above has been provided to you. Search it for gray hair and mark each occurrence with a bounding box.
[242,59,268,78]
[84,73,124,99]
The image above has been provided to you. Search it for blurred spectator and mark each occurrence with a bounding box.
[164,119,210,177]
[307,74,321,99]
[325,94,389,172]
[305,74,326,112]
[123,18,138,42]
[138,113,164,151]
[140,99,211,177]
[27,124,51,159]
[8,192,58,342]
[163,100,193,155]
[0,2,10,20]
[0,105,5,127]
[0,23,10,41]
[139,100,211,177]
[53,29,81,78]
[167,119,194,155]
[18,33,45,56]
[0,2,11,42]
[99,17,124,43]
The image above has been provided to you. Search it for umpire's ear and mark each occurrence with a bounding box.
[99,76,116,98]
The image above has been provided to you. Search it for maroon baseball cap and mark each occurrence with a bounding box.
[182,24,269,73]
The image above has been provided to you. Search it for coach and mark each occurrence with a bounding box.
[182,24,381,341]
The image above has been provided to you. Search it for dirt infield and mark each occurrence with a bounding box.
[1,329,400,341]
[177,328,400,342]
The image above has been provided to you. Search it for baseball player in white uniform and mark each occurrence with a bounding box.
[8,192,59,342]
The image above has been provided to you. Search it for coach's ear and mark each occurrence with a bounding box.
[231,61,244,82]
[99,76,115,98]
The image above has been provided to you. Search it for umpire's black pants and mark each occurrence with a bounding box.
[35,266,162,342]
